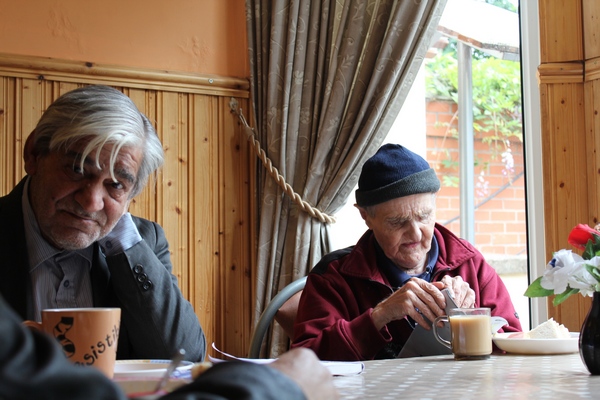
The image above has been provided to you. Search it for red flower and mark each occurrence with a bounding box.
[568,224,598,250]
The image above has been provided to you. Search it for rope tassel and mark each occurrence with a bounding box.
[229,98,336,224]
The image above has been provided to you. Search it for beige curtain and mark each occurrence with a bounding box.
[246,0,447,357]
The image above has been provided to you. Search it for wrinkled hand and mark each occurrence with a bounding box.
[438,275,475,308]
[270,348,339,400]
[371,278,446,330]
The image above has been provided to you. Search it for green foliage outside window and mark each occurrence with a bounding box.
[424,38,522,197]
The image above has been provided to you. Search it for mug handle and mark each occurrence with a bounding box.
[23,320,42,331]
[432,316,451,349]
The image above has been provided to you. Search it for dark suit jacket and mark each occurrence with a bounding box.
[0,178,206,362]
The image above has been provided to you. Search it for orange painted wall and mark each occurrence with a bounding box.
[0,0,248,78]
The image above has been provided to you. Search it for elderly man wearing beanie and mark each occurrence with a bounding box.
[291,144,522,361]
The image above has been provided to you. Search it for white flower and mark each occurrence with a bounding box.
[568,256,600,297]
[540,250,585,294]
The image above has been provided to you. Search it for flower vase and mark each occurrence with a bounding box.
[580,292,600,374]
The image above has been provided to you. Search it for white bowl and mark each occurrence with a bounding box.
[492,332,579,355]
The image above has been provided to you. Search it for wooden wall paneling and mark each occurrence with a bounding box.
[0,77,16,193]
[0,54,250,99]
[540,79,589,331]
[240,97,253,357]
[189,94,220,355]
[15,79,29,182]
[540,83,587,243]
[146,90,160,233]
[125,87,159,224]
[158,90,191,302]
[0,78,5,189]
[246,106,257,355]
[537,0,599,332]
[57,82,81,98]
[583,1,600,59]
[17,79,45,183]
[0,77,56,193]
[577,75,600,325]
[218,96,252,358]
[584,79,600,228]
[538,0,583,63]
[236,97,252,357]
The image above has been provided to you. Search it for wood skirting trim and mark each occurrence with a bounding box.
[585,57,600,82]
[538,62,584,84]
[0,53,249,97]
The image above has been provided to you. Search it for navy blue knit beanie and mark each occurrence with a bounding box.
[355,144,440,207]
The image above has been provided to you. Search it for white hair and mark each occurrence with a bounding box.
[31,85,164,197]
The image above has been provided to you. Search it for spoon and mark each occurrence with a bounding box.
[154,348,186,394]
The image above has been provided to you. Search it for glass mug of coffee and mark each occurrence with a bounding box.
[432,308,492,360]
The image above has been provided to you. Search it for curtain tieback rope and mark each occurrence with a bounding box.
[229,98,336,224]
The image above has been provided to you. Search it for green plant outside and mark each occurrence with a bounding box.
[425,40,522,192]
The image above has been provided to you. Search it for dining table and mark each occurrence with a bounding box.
[332,352,597,399]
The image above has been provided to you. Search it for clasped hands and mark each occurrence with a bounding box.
[371,276,475,331]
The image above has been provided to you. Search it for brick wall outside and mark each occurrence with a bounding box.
[426,100,527,256]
